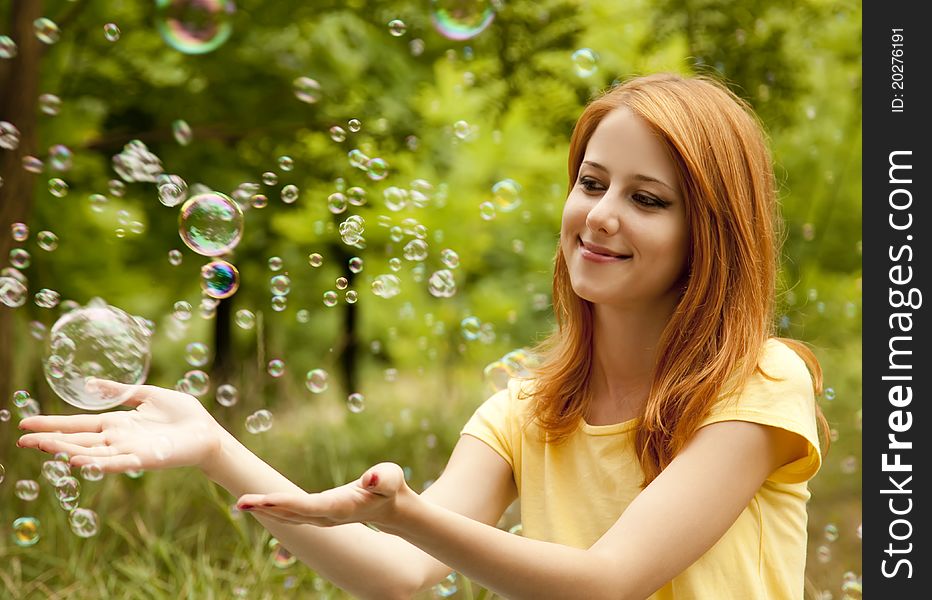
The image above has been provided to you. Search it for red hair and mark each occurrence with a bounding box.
[526,73,830,486]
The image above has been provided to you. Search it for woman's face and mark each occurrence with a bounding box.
[560,107,690,310]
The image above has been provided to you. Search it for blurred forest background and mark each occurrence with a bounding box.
[0,0,861,598]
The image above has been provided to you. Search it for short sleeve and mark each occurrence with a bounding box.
[460,382,517,471]
[700,339,822,484]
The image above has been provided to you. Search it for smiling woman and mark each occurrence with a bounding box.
[18,73,831,600]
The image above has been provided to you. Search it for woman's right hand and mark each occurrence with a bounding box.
[17,379,224,473]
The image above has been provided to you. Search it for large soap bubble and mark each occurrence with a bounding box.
[155,0,236,55]
[43,298,151,411]
[430,0,496,41]
[179,192,244,257]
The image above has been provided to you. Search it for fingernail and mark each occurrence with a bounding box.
[240,504,254,510]
[367,473,379,488]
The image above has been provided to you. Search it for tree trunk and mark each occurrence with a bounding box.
[1,0,44,405]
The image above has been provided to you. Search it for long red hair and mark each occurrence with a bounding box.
[526,73,830,487]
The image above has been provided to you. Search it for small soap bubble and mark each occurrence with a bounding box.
[168,249,183,266]
[80,463,104,482]
[824,524,839,542]
[293,77,322,104]
[335,277,349,290]
[12,517,40,547]
[178,193,244,257]
[234,309,255,329]
[270,274,291,296]
[461,316,481,340]
[824,387,836,401]
[37,230,59,251]
[492,178,522,212]
[571,48,599,77]
[345,290,358,303]
[433,572,459,597]
[48,145,73,172]
[268,256,283,271]
[305,369,328,393]
[13,389,32,407]
[39,93,62,116]
[48,178,68,198]
[216,383,238,407]
[308,253,323,268]
[271,295,287,312]
[388,257,402,272]
[403,239,428,261]
[269,538,297,568]
[185,342,209,367]
[348,118,362,133]
[172,119,192,146]
[323,291,338,307]
[0,35,16,59]
[346,392,365,413]
[0,121,20,150]
[22,155,44,173]
[34,18,61,44]
[267,359,285,378]
[104,23,121,42]
[388,19,407,37]
[183,369,210,396]
[329,126,347,142]
[281,184,299,204]
[815,545,831,564]
[11,222,29,242]
[277,156,294,172]
[15,479,40,501]
[251,194,268,209]
[173,300,193,321]
[69,508,100,538]
[453,120,471,140]
[108,179,126,197]
[55,476,81,503]
[245,409,273,434]
[158,174,188,207]
[42,459,71,487]
[479,201,496,220]
[365,157,389,181]
[441,248,460,269]
[328,192,348,214]
[372,274,401,299]
[35,288,61,309]
[10,247,31,269]
[262,172,278,187]
[0,408,9,421]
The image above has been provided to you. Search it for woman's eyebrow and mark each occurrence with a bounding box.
[581,160,677,193]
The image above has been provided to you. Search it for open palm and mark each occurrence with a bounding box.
[17,380,222,473]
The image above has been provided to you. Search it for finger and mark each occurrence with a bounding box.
[17,437,116,458]
[19,414,106,433]
[246,507,337,527]
[18,431,107,448]
[85,378,146,408]
[359,462,406,497]
[69,453,143,473]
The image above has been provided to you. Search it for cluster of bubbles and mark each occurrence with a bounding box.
[43,298,151,410]
[177,369,210,397]
[112,140,164,183]
[155,0,236,55]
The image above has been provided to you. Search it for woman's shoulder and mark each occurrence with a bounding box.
[758,337,815,386]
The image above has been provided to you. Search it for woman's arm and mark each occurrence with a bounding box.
[251,420,806,599]
[17,381,517,600]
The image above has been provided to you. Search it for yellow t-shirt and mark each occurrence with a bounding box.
[461,338,822,599]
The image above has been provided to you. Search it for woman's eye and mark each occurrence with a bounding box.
[633,193,666,208]
[579,177,603,192]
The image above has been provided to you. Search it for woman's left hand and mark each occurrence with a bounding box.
[236,462,412,530]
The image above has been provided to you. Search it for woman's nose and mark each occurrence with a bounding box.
[585,196,620,236]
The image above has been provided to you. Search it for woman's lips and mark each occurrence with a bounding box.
[578,238,631,263]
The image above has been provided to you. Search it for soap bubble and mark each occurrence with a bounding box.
[277,155,294,171]
[158,174,188,207]
[403,239,428,261]
[348,257,364,273]
[184,369,210,396]
[428,269,456,297]
[15,480,40,501]
[10,248,31,269]
[55,476,81,503]
[347,118,362,132]
[262,171,278,186]
[11,222,28,242]
[69,508,100,538]
[270,274,291,296]
[12,517,40,547]
[347,186,367,206]
[49,145,73,171]
[155,0,235,55]
[0,35,16,59]
[308,253,323,268]
[479,201,496,220]
[42,459,71,486]
[571,48,599,78]
[34,18,61,44]
[384,187,408,212]
[433,572,459,597]
[329,126,347,142]
[178,192,244,257]
[38,230,59,251]
[345,290,358,303]
[109,179,126,197]
[200,259,239,299]
[234,309,255,329]
[89,193,107,213]
[39,93,62,116]
[348,149,369,169]
[281,184,299,204]
[430,0,496,41]
[346,392,365,413]
[245,409,273,434]
[365,157,389,181]
[305,369,328,393]
[440,248,460,269]
[216,383,238,407]
[492,178,521,212]
[293,77,322,104]
[172,119,192,145]
[372,274,402,299]
[168,249,183,266]
[0,121,20,150]
[48,178,69,198]
[35,288,61,309]
[388,19,407,37]
[185,342,210,367]
[271,295,287,311]
[42,298,151,410]
[80,464,104,482]
[251,194,268,209]
[327,192,348,214]
[104,23,121,42]
[267,359,285,377]
[112,140,163,183]
[322,291,338,307]
[22,155,44,173]
[453,120,471,140]
[461,316,481,340]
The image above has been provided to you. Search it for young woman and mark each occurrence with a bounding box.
[18,73,830,599]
